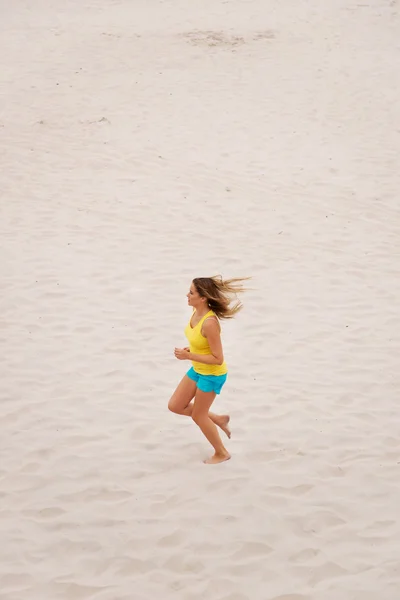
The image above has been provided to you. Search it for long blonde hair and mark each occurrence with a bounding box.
[192,275,250,319]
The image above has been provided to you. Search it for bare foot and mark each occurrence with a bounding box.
[217,415,231,439]
[204,452,231,465]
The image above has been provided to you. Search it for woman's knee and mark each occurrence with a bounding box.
[168,399,180,413]
[192,411,206,425]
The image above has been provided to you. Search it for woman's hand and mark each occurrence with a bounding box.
[174,347,191,360]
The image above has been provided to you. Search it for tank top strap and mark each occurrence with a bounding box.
[200,309,221,333]
[199,309,214,325]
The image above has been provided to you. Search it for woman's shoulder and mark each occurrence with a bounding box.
[202,312,221,333]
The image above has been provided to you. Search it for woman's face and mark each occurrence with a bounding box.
[187,282,203,307]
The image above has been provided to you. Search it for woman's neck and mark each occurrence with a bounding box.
[194,306,210,318]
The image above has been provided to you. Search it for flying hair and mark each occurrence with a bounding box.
[192,275,250,319]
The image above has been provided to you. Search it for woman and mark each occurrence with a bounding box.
[168,276,248,464]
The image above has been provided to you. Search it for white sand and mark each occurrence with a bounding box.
[1,1,400,598]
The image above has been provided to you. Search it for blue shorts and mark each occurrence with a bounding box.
[186,367,227,395]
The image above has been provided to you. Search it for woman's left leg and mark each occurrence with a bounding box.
[168,375,231,438]
[191,389,231,464]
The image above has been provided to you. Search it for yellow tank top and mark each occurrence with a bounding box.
[184,309,228,376]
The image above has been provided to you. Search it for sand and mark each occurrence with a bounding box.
[1,0,400,599]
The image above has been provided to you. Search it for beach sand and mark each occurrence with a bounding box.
[1,1,400,598]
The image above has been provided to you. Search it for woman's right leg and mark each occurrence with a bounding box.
[168,375,231,437]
